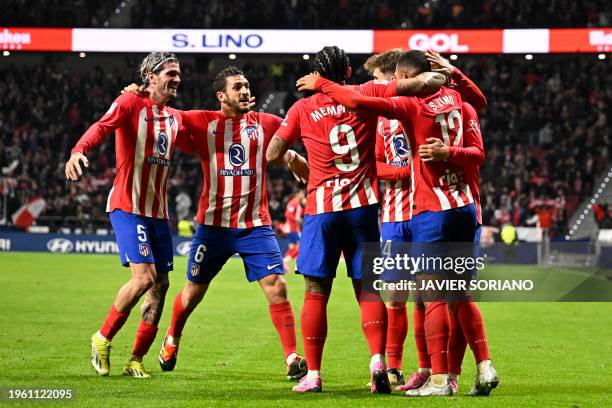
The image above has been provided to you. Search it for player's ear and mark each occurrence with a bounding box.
[216,90,225,104]
[147,72,157,86]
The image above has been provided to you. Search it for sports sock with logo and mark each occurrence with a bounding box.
[269,301,297,360]
[100,304,129,340]
[359,299,387,357]
[456,301,490,363]
[131,320,158,358]
[413,305,431,369]
[386,306,407,370]
[424,301,450,375]
[301,293,328,371]
[447,308,468,375]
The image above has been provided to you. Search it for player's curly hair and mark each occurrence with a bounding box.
[312,46,350,84]
[396,50,431,76]
[364,48,405,76]
[213,66,246,93]
[139,52,179,86]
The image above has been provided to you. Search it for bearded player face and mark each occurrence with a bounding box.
[219,75,251,114]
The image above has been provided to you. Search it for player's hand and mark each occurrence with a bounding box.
[425,50,454,78]
[121,83,147,96]
[286,150,309,184]
[248,95,256,110]
[419,137,450,162]
[296,72,321,92]
[65,152,89,181]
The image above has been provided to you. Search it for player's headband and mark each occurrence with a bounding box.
[150,57,177,74]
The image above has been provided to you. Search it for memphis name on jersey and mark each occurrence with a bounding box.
[72,93,187,220]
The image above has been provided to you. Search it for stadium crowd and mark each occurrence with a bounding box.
[0,53,610,237]
[3,0,610,29]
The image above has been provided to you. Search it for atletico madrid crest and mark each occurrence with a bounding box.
[190,264,200,276]
[139,243,150,257]
[246,125,259,140]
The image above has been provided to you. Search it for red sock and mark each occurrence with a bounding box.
[456,301,490,363]
[386,306,407,369]
[168,291,194,338]
[424,302,450,375]
[301,293,328,371]
[413,305,430,369]
[447,309,467,375]
[359,299,387,356]
[269,301,297,359]
[131,320,158,358]
[100,305,129,340]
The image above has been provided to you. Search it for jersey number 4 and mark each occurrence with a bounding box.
[329,124,360,172]
[434,109,463,146]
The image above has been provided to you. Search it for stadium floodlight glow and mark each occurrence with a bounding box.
[599,53,606,60]
[525,54,533,60]
[587,204,592,209]
[450,54,458,60]
[565,235,570,240]
[229,53,237,60]
[79,52,86,58]
[303,54,310,60]
[2,51,9,56]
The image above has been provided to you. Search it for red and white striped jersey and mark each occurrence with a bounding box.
[71,93,192,219]
[276,80,397,215]
[387,87,475,216]
[284,197,304,232]
[181,110,281,228]
[376,118,413,222]
[459,102,483,224]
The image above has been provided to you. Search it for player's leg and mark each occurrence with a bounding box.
[91,211,158,376]
[397,301,432,391]
[291,212,339,393]
[345,205,391,394]
[292,275,332,392]
[159,224,230,371]
[447,302,467,393]
[450,206,498,395]
[239,226,305,380]
[125,218,175,378]
[405,211,453,396]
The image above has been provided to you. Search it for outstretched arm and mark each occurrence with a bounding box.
[395,72,446,96]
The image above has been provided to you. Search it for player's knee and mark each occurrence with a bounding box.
[183,281,207,307]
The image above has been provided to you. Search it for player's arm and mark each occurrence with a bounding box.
[173,110,201,156]
[297,75,395,116]
[418,102,485,164]
[65,95,131,180]
[425,50,487,111]
[395,72,446,96]
[375,133,411,181]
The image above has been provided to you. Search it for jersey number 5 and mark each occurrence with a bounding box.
[329,124,360,172]
[434,109,463,146]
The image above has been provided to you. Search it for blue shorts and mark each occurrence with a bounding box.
[410,204,478,243]
[381,221,413,243]
[296,205,379,280]
[409,204,478,277]
[187,225,284,284]
[287,232,301,245]
[109,209,174,273]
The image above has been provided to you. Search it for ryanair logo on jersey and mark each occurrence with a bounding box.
[246,125,259,140]
[139,243,150,257]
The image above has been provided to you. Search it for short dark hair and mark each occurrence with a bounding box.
[213,66,245,93]
[396,50,431,76]
[364,48,404,75]
[312,46,350,83]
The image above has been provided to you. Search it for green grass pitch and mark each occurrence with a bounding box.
[0,252,611,407]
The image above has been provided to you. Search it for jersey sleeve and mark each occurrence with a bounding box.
[316,78,396,117]
[174,111,197,155]
[451,67,487,111]
[356,80,398,98]
[274,103,301,145]
[447,102,485,166]
[71,93,133,155]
